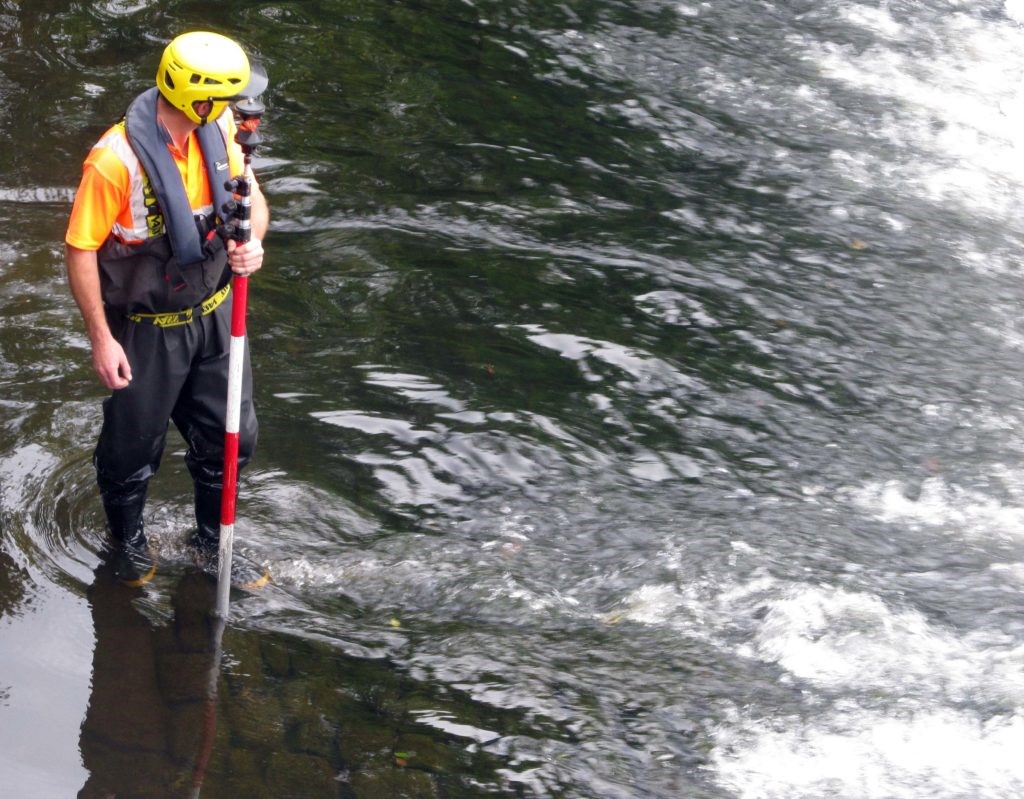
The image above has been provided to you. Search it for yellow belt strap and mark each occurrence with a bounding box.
[126,283,231,328]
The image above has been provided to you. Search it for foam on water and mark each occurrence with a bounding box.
[612,572,1024,797]
[853,476,1024,540]
[713,705,1024,799]
[717,584,1024,796]
[808,3,1024,226]
[753,584,1024,704]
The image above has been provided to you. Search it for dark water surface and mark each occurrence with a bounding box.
[3,1,1024,796]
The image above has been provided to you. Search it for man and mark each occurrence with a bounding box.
[65,31,269,576]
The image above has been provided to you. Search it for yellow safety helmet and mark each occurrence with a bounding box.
[156,31,266,125]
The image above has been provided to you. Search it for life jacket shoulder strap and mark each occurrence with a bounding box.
[197,121,235,235]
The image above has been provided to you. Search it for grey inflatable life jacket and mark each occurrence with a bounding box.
[97,88,236,316]
[126,86,235,266]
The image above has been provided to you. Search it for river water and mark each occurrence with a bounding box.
[3,1,1024,797]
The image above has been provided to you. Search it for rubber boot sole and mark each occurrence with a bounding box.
[189,544,270,591]
[113,544,158,587]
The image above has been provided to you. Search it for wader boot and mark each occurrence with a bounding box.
[102,486,156,586]
[189,481,222,558]
[190,481,269,590]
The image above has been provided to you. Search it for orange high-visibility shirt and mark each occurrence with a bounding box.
[66,110,247,251]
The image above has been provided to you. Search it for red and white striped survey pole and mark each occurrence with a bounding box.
[216,266,248,617]
[216,100,263,618]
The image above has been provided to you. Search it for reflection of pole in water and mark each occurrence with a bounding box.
[189,613,225,798]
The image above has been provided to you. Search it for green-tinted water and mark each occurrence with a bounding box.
[3,1,1024,797]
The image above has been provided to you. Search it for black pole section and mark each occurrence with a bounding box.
[221,97,265,244]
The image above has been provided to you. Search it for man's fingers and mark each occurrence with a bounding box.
[229,242,264,274]
[101,362,130,389]
[94,338,132,389]
[101,368,130,390]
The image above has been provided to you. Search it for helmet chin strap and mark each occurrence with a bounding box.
[195,98,213,126]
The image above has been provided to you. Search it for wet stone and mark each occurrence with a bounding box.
[261,637,293,677]
[225,631,270,689]
[286,713,340,760]
[223,747,275,799]
[281,675,319,716]
[337,717,396,770]
[225,685,286,750]
[394,733,463,774]
[349,767,439,799]
[265,750,342,798]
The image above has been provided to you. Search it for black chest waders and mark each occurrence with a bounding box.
[93,90,258,577]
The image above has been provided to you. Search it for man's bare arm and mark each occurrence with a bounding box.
[65,243,132,389]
